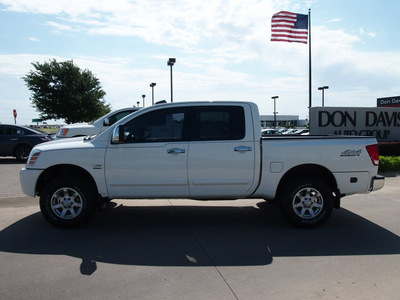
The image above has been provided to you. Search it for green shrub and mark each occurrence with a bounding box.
[379,156,400,172]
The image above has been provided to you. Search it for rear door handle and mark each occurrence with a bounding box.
[234,146,252,152]
[167,148,185,154]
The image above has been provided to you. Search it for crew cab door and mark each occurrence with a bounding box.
[104,107,189,198]
[187,105,256,198]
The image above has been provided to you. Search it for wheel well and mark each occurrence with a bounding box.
[36,164,98,197]
[276,164,340,207]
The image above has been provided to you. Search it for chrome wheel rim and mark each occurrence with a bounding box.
[51,187,83,219]
[292,187,323,219]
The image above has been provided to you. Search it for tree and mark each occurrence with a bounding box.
[23,59,111,124]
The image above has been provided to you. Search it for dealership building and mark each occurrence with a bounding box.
[260,115,308,128]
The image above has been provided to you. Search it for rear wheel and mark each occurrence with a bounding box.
[279,177,334,228]
[40,176,96,228]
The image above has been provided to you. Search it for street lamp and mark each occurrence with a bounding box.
[318,86,329,106]
[150,83,156,105]
[271,96,279,129]
[142,95,145,107]
[167,58,176,102]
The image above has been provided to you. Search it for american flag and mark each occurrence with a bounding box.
[271,11,308,44]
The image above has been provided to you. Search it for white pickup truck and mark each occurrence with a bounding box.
[20,101,384,228]
[55,107,140,139]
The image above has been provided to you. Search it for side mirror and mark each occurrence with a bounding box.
[103,118,110,126]
[112,125,125,143]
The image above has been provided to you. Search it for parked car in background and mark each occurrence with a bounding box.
[282,128,309,135]
[277,128,287,134]
[262,128,282,136]
[282,129,297,135]
[56,107,140,139]
[293,129,309,135]
[0,124,54,161]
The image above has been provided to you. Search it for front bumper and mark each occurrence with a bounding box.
[20,167,43,197]
[369,175,385,192]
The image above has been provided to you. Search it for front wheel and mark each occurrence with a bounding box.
[40,176,96,228]
[279,177,334,228]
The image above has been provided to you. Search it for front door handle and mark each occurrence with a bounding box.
[234,146,252,152]
[167,148,185,154]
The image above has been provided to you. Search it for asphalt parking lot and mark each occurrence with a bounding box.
[1,157,400,300]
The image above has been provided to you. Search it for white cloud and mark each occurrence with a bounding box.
[327,18,341,23]
[0,53,52,76]
[45,21,74,32]
[360,27,377,38]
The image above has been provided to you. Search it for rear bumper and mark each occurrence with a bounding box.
[369,175,385,192]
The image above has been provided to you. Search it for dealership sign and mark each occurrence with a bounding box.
[377,96,400,107]
[309,107,400,142]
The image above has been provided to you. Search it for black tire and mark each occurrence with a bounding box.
[279,177,334,228]
[15,144,32,161]
[39,176,96,228]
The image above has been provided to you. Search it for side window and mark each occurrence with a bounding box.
[9,127,21,135]
[0,127,9,135]
[123,108,186,143]
[191,106,245,141]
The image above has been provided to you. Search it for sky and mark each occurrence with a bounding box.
[1,0,399,125]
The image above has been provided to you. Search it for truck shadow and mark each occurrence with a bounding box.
[1,201,399,275]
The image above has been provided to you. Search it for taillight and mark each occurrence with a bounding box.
[28,152,41,166]
[366,144,379,166]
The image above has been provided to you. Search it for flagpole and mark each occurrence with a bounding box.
[308,8,312,109]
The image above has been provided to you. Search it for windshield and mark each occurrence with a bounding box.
[90,108,139,125]
[89,113,108,125]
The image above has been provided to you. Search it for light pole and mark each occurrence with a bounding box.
[150,83,156,105]
[271,96,279,128]
[142,95,145,107]
[136,101,140,108]
[167,58,176,102]
[318,86,329,106]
